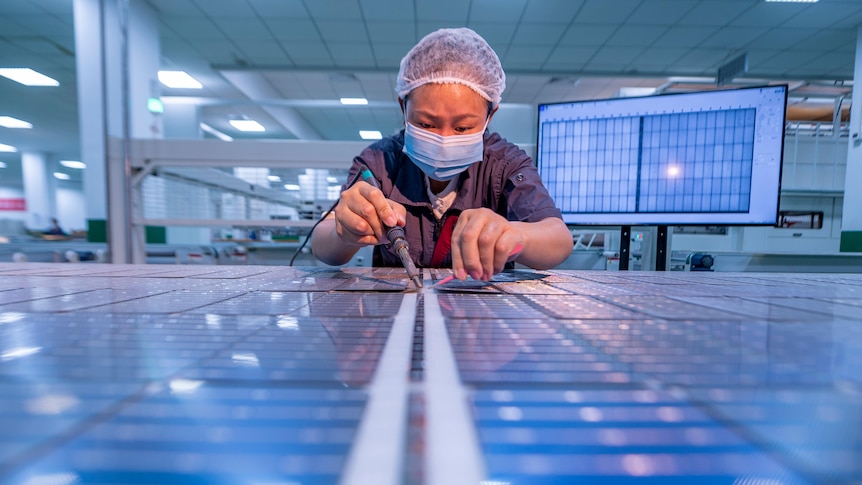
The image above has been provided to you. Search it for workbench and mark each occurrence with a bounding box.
[0,263,859,484]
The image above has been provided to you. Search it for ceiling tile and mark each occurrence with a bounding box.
[416,0,469,22]
[265,20,323,42]
[750,28,819,50]
[652,26,718,47]
[284,42,334,67]
[0,18,35,36]
[303,0,363,20]
[359,0,415,21]
[632,47,690,66]
[753,50,821,71]
[369,42,412,67]
[627,1,698,26]
[522,0,585,23]
[513,23,569,45]
[782,3,862,28]
[467,23,520,49]
[245,0,309,19]
[197,0,258,18]
[329,43,376,66]
[606,26,668,47]
[232,40,290,62]
[12,15,73,37]
[591,46,644,65]
[671,47,737,71]
[31,0,74,16]
[161,16,225,40]
[468,0,529,22]
[0,1,43,14]
[727,2,811,28]
[544,46,599,67]
[677,1,754,27]
[698,27,764,49]
[831,10,862,29]
[210,18,276,41]
[146,0,202,16]
[317,20,371,43]
[503,46,554,70]
[574,0,643,23]
[795,29,856,52]
[9,39,68,56]
[366,22,416,45]
[558,24,618,46]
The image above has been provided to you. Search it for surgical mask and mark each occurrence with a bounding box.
[403,121,486,181]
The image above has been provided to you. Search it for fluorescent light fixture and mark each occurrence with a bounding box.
[284,184,301,191]
[53,172,70,180]
[157,70,203,89]
[0,143,17,152]
[326,176,339,183]
[199,122,233,141]
[360,130,382,140]
[0,68,59,86]
[0,116,32,129]
[60,160,86,169]
[229,119,266,132]
[0,162,7,168]
[267,175,282,182]
[340,97,368,105]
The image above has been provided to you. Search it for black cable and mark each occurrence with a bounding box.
[288,167,366,266]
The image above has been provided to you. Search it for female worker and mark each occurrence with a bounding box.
[311,27,573,282]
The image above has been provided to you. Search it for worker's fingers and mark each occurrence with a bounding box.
[389,200,407,228]
[333,203,383,246]
[335,182,390,243]
[356,182,398,228]
[451,209,496,281]
[451,208,523,281]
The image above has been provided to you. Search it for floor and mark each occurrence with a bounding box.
[0,263,860,485]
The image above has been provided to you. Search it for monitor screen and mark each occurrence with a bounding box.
[537,85,787,226]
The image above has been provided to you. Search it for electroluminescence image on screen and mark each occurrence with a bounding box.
[537,85,787,225]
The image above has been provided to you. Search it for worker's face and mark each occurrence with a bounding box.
[400,83,496,137]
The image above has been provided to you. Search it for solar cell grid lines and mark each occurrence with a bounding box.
[0,264,860,484]
[540,108,755,215]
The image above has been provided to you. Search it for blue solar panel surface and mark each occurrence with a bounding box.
[0,263,859,485]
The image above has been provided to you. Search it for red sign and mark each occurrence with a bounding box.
[0,198,26,211]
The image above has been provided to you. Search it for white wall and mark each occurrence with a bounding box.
[56,187,87,232]
[671,195,843,255]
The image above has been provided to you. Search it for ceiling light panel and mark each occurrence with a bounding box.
[0,116,32,129]
[158,70,203,89]
[0,68,59,86]
[229,119,266,132]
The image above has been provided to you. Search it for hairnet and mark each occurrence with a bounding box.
[395,27,506,106]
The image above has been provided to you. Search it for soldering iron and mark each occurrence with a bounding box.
[360,168,423,288]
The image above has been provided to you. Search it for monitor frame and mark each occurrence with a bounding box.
[536,85,788,227]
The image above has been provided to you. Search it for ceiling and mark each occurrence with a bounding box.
[0,0,859,186]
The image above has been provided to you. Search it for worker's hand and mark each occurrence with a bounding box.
[333,181,407,247]
[451,208,524,281]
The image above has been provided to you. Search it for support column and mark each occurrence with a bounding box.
[841,25,862,252]
[74,0,162,263]
[21,152,56,231]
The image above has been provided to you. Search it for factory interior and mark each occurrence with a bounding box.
[0,0,861,484]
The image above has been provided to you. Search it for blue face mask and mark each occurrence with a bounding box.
[402,121,486,181]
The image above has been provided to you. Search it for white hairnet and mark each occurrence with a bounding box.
[395,27,506,106]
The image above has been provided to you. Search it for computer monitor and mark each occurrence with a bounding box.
[537,85,787,226]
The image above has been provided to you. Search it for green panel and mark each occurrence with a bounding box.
[145,226,167,244]
[87,219,107,243]
[840,231,862,252]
